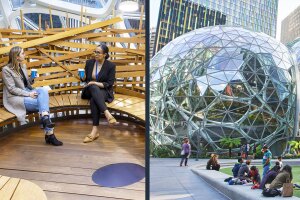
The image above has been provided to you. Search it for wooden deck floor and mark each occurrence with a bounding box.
[0,118,145,200]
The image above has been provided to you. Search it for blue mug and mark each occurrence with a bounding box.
[78,68,85,79]
[31,69,37,78]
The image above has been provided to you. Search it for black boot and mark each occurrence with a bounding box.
[45,134,63,146]
[41,115,55,129]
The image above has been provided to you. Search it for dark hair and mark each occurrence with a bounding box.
[275,161,280,166]
[246,160,251,165]
[238,158,243,163]
[97,43,109,59]
[263,146,268,149]
[282,165,293,180]
[278,156,282,159]
[270,165,281,173]
[250,166,257,171]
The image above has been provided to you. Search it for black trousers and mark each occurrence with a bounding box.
[180,153,189,166]
[86,85,108,126]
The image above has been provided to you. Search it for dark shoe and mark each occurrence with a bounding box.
[41,115,55,129]
[45,134,63,146]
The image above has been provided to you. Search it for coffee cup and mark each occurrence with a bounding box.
[78,68,85,79]
[31,69,37,78]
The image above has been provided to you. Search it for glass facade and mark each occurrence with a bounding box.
[150,26,297,155]
[154,0,278,54]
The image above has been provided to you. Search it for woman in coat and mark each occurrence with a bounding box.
[2,46,62,146]
[81,44,117,143]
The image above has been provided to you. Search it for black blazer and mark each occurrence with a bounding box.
[81,59,116,103]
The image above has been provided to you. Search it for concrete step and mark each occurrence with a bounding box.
[191,168,300,200]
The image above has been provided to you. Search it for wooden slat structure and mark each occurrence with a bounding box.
[0,16,145,132]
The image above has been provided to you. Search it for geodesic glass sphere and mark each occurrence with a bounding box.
[288,37,300,64]
[150,26,297,155]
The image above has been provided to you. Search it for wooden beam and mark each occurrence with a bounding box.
[20,10,24,31]
[49,7,53,29]
[0,17,122,55]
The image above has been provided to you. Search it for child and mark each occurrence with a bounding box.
[249,166,261,189]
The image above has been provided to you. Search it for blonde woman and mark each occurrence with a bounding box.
[2,46,63,146]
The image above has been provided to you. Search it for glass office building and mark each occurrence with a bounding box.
[154,0,278,55]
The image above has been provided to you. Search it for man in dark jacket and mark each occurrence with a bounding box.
[238,160,251,180]
[232,158,243,178]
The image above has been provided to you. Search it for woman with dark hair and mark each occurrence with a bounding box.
[81,44,116,143]
[259,165,281,189]
[206,154,220,171]
[269,165,293,189]
[2,46,63,146]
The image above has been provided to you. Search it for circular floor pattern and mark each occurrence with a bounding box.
[92,163,145,187]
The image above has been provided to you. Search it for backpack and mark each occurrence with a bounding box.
[262,188,281,197]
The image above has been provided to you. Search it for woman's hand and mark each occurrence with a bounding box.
[87,81,104,88]
[29,91,38,99]
[87,81,97,86]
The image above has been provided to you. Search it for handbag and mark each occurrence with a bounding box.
[282,178,293,197]
[262,188,281,197]
[180,150,185,155]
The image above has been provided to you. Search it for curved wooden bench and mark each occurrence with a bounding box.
[0,175,47,200]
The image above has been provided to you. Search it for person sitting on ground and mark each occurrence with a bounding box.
[232,158,243,178]
[277,156,283,169]
[269,165,293,189]
[206,154,220,171]
[237,160,251,180]
[249,166,261,189]
[259,165,281,189]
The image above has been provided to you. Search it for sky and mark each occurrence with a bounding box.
[150,0,300,41]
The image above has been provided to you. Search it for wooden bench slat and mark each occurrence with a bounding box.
[0,177,19,200]
[0,176,10,189]
[11,179,47,200]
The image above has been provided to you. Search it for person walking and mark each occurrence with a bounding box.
[180,138,191,167]
[262,146,272,177]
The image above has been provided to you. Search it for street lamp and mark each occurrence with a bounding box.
[119,0,139,12]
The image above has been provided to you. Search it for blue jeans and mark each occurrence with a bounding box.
[263,165,270,177]
[24,87,52,133]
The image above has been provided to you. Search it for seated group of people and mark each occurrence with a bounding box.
[229,158,293,191]
[2,44,117,146]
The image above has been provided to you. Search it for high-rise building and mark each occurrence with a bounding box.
[150,27,156,58]
[281,5,300,44]
[153,0,278,55]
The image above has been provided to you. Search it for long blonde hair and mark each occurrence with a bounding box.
[8,46,23,76]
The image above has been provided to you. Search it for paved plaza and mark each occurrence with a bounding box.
[150,158,231,200]
[150,158,300,200]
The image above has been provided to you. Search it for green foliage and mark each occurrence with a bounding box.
[220,137,241,148]
[288,140,300,155]
[255,144,263,159]
[151,145,177,158]
[220,137,241,157]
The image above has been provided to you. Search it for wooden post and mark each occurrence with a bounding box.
[89,17,91,25]
[20,9,24,30]
[49,7,53,29]
[138,5,144,49]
